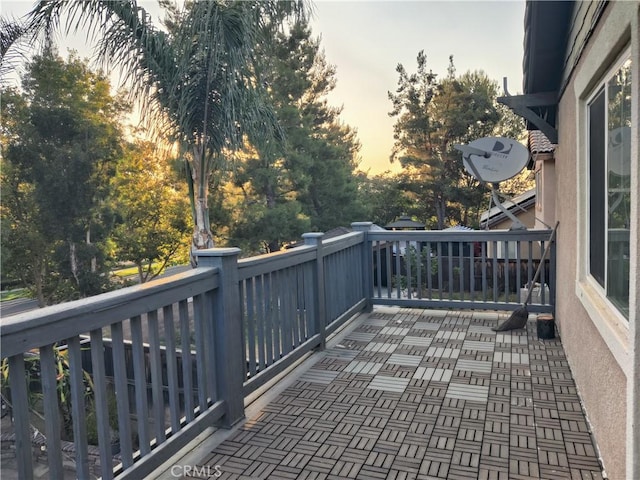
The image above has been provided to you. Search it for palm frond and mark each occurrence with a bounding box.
[0,16,30,82]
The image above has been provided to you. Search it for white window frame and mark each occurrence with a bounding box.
[575,32,636,374]
[586,53,632,317]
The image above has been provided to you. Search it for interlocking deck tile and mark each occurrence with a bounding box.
[387,353,423,366]
[462,339,495,352]
[456,359,493,373]
[367,375,411,393]
[178,308,605,480]
[346,332,378,342]
[446,383,490,402]
[412,367,453,383]
[324,348,361,360]
[426,346,461,359]
[478,466,509,480]
[365,342,398,353]
[380,326,411,336]
[419,458,451,478]
[401,335,434,347]
[411,321,442,331]
[435,330,467,341]
[344,361,383,375]
[329,459,362,477]
[363,317,393,327]
[302,369,341,384]
[468,325,497,335]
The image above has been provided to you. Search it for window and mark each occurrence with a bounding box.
[587,55,632,319]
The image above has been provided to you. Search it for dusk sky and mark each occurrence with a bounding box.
[2,0,526,174]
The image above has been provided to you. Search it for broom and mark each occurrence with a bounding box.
[492,221,559,332]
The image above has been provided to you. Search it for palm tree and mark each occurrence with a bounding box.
[7,0,306,259]
[0,16,29,81]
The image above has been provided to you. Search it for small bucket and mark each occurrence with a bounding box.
[537,314,555,339]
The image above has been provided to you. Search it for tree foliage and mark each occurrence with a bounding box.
[110,141,192,283]
[11,0,307,261]
[1,50,125,304]
[227,18,364,253]
[389,53,526,229]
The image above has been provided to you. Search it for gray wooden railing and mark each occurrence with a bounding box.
[357,223,556,314]
[0,224,555,479]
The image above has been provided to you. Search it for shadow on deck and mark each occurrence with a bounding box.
[156,307,604,480]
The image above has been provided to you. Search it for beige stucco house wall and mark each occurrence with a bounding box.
[517,2,639,479]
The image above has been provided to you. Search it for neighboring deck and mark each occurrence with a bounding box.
[160,307,604,480]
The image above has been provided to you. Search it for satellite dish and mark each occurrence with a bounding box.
[454,137,531,230]
[455,137,530,183]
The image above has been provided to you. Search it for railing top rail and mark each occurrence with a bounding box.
[1,267,218,358]
[238,245,317,280]
[236,231,364,280]
[367,228,554,242]
[322,231,364,255]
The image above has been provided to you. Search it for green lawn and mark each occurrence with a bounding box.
[0,288,30,301]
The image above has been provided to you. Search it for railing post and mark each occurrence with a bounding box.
[302,233,326,350]
[352,222,374,312]
[196,248,244,428]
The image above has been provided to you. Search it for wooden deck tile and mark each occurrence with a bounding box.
[168,308,604,480]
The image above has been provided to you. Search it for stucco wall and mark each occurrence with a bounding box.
[555,115,627,480]
[554,4,634,478]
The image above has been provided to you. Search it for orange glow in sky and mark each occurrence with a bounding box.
[2,0,525,175]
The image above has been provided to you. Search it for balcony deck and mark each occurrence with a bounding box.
[159,307,604,480]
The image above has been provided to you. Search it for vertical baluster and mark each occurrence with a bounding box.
[39,344,63,478]
[178,301,194,422]
[470,240,476,303]
[540,238,547,304]
[192,295,208,412]
[340,249,346,309]
[265,273,274,365]
[516,241,522,303]
[89,329,113,480]
[459,241,464,301]
[325,255,333,321]
[482,241,488,302]
[504,240,510,303]
[437,241,444,301]
[395,240,402,298]
[283,267,294,353]
[492,241,498,303]
[147,310,166,443]
[528,241,534,295]
[110,322,133,467]
[67,337,90,478]
[203,289,217,403]
[256,275,266,371]
[448,242,454,299]
[296,265,304,345]
[303,262,314,338]
[272,271,282,361]
[416,242,423,299]
[246,278,257,377]
[163,305,181,434]
[406,240,412,299]
[426,241,433,299]
[386,241,392,299]
[130,315,150,454]
[375,241,382,298]
[8,355,33,480]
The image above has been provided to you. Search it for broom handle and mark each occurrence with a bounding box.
[523,221,559,305]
